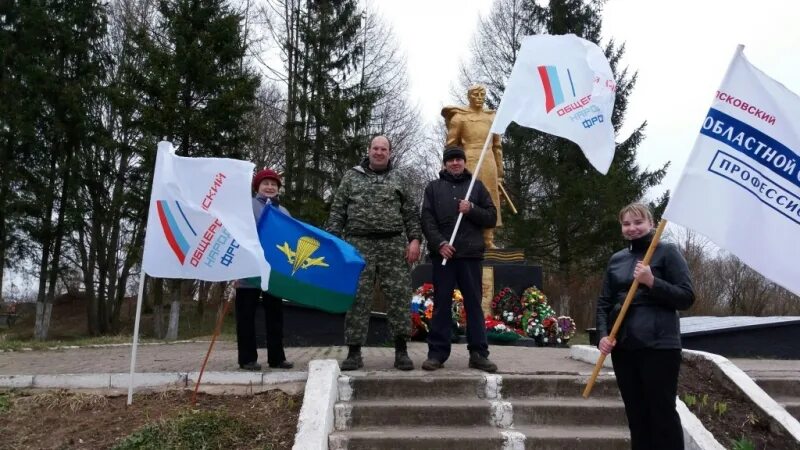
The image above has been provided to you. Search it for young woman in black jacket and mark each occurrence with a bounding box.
[596,203,695,450]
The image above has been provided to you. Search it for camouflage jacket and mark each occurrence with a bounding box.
[327,159,422,242]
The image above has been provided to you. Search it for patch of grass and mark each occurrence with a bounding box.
[112,410,259,450]
[0,334,161,351]
[0,392,11,413]
[0,312,238,351]
[17,390,109,412]
[730,436,756,450]
[567,330,589,346]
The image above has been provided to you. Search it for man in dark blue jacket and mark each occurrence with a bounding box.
[420,146,498,372]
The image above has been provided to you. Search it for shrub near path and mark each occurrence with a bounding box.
[0,389,301,450]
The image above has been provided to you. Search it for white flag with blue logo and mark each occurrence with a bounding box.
[490,34,617,174]
[142,141,270,290]
[664,46,800,297]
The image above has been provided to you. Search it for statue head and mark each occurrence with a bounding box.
[467,85,487,109]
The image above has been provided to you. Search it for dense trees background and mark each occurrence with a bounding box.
[1,0,796,339]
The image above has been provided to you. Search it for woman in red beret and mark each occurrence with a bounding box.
[235,169,293,371]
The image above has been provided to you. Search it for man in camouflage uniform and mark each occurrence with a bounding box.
[327,135,422,371]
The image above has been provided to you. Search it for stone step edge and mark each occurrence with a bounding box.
[335,397,624,407]
[339,373,502,400]
[329,426,634,450]
[0,371,307,389]
[329,428,526,450]
[0,338,213,353]
[334,400,514,431]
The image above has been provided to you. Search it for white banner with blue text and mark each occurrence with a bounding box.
[664,46,800,296]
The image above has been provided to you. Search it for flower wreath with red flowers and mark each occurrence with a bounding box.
[486,287,527,341]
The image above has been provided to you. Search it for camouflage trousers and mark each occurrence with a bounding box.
[344,235,412,345]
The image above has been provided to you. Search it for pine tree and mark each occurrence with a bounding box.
[128,0,259,339]
[134,0,259,157]
[1,0,109,338]
[0,1,33,298]
[278,0,368,223]
[263,1,424,224]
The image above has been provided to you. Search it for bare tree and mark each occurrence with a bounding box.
[454,0,532,106]
[244,82,287,171]
[358,6,425,165]
[667,226,725,316]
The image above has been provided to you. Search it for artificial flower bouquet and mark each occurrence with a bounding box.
[410,283,464,340]
[484,317,524,343]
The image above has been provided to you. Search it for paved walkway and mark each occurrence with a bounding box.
[2,341,798,379]
[729,358,800,378]
[0,342,599,376]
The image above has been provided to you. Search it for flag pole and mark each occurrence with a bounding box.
[127,271,147,405]
[191,285,235,405]
[498,183,518,214]
[582,219,668,398]
[442,132,495,266]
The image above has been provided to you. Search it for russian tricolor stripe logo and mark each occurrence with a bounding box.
[538,65,576,113]
[156,200,196,264]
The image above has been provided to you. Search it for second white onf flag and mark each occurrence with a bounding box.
[142,142,270,290]
[490,34,617,174]
[664,46,800,297]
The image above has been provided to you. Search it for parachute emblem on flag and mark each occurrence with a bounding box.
[277,236,330,275]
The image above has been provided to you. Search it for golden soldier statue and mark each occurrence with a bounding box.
[442,85,503,249]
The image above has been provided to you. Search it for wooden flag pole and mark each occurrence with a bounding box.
[127,271,147,405]
[582,219,668,398]
[498,183,518,215]
[191,286,235,405]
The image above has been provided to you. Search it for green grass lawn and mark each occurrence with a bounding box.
[568,330,590,346]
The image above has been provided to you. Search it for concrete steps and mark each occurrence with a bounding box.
[514,425,631,450]
[510,398,626,426]
[329,373,630,449]
[753,376,800,420]
[329,426,507,450]
[335,399,494,428]
[342,375,488,400]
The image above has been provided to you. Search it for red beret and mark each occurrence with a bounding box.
[253,168,282,191]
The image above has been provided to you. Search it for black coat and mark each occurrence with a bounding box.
[421,169,496,259]
[595,232,695,350]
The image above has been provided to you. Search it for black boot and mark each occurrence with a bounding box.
[393,337,414,371]
[422,358,443,371]
[468,351,497,373]
[340,345,363,371]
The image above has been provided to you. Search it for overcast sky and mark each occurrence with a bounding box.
[372,0,800,198]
